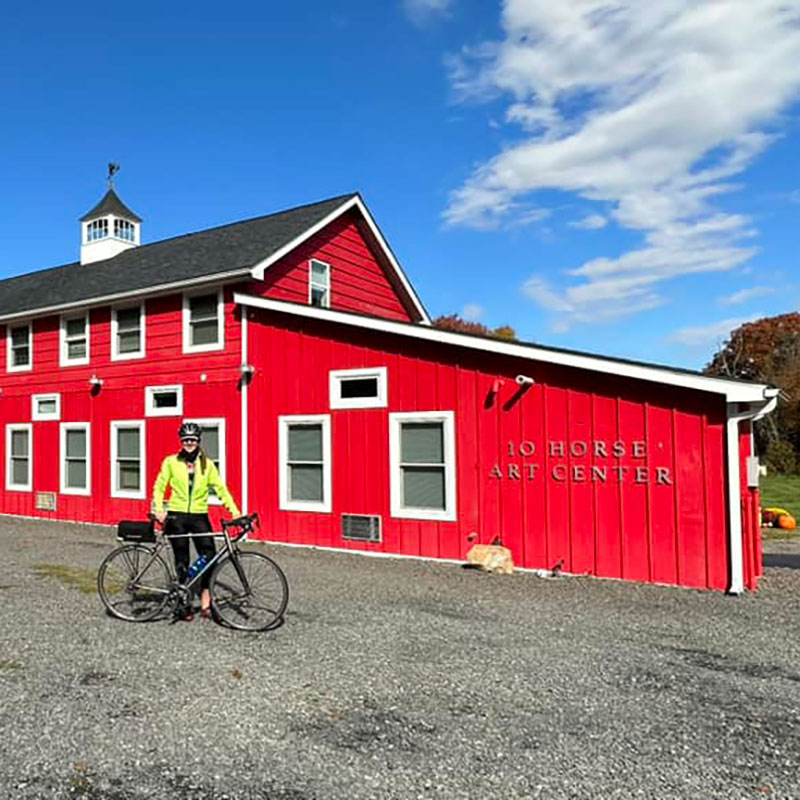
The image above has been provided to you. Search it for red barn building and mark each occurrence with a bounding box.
[0,189,777,593]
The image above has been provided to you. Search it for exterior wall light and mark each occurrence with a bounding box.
[240,364,255,376]
[89,375,104,387]
[515,374,535,386]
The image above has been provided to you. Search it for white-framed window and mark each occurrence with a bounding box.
[389,411,457,521]
[32,393,61,421]
[60,423,91,496]
[183,290,224,353]
[330,367,388,410]
[7,323,32,372]
[278,415,331,513]
[145,385,183,417]
[111,304,145,360]
[86,218,108,242]
[110,421,145,499]
[183,417,226,504]
[309,259,330,308]
[60,312,90,366]
[113,218,136,242]
[5,424,32,492]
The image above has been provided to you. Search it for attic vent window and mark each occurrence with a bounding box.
[114,218,136,242]
[330,367,388,409]
[87,219,108,242]
[309,260,330,308]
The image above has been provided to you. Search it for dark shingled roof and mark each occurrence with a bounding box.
[0,193,358,319]
[79,189,143,223]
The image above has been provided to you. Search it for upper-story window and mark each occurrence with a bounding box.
[60,313,90,366]
[86,218,108,242]
[309,260,330,308]
[112,304,144,360]
[7,323,32,372]
[114,218,136,242]
[183,290,224,353]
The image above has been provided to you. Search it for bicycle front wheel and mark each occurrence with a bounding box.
[210,551,288,631]
[98,544,173,622]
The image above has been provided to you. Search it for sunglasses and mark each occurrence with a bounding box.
[180,438,200,445]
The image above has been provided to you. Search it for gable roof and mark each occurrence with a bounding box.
[79,188,143,223]
[0,193,428,323]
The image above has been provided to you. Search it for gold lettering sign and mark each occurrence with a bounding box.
[490,440,673,485]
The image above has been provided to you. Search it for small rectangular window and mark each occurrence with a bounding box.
[145,385,184,417]
[111,421,145,499]
[279,415,331,512]
[7,323,32,372]
[330,367,388,409]
[112,305,144,360]
[32,393,61,421]
[60,313,90,366]
[6,424,32,492]
[183,291,223,353]
[309,260,330,308]
[390,412,456,521]
[60,423,91,496]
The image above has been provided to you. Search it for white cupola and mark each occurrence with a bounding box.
[79,173,142,265]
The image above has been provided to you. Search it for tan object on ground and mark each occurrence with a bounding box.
[466,544,514,575]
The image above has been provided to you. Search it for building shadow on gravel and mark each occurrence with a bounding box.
[764,553,800,570]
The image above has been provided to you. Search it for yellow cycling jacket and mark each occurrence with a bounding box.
[152,453,240,517]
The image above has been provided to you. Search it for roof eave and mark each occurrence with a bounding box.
[233,292,774,403]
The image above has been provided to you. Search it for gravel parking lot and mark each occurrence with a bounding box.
[1,517,800,799]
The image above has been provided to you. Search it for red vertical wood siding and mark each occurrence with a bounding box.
[245,313,736,592]
[0,284,748,592]
[253,211,415,322]
[0,288,243,527]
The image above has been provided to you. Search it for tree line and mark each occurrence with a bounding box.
[704,313,800,473]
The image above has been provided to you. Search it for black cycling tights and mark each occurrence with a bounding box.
[166,513,216,590]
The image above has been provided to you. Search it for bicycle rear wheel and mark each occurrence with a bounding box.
[98,544,173,622]
[210,551,288,631]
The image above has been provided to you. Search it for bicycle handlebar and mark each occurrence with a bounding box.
[222,512,260,540]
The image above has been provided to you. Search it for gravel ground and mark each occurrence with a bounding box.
[1,517,800,800]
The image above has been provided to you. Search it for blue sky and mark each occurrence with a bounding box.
[1,0,799,368]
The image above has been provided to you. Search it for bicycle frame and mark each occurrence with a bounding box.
[121,517,256,597]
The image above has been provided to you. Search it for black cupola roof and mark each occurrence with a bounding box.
[79,188,142,223]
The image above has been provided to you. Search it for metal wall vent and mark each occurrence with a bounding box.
[35,492,57,511]
[341,514,382,543]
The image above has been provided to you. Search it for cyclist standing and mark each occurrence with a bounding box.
[152,422,240,619]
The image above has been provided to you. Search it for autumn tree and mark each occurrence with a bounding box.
[704,312,800,471]
[433,314,517,341]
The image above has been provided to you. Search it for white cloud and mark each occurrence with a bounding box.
[461,303,484,321]
[403,0,453,26]
[667,314,762,348]
[444,1,800,329]
[718,286,775,306]
[569,214,608,230]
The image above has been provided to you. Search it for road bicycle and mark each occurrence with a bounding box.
[97,512,288,631]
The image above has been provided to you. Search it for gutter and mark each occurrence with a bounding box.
[725,388,780,594]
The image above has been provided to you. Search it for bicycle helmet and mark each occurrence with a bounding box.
[178,422,202,441]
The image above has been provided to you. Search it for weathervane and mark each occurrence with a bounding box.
[107,162,120,189]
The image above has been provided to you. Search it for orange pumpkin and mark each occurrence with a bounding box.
[776,514,797,531]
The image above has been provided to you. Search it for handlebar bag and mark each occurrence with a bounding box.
[117,520,156,543]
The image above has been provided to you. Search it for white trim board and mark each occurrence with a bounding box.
[234,293,774,404]
[249,195,431,325]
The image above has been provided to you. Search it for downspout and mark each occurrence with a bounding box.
[725,389,779,594]
[241,311,249,515]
